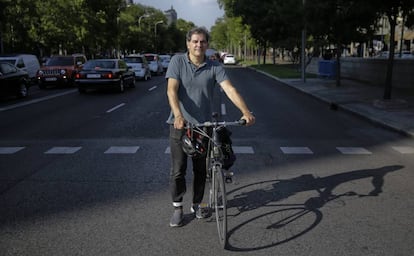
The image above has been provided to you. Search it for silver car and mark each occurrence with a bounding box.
[144,53,164,75]
[124,55,151,81]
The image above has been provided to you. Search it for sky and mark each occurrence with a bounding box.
[134,0,225,30]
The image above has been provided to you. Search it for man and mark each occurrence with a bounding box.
[166,27,255,227]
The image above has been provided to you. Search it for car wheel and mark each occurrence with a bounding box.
[119,79,125,92]
[17,82,28,98]
[130,78,136,88]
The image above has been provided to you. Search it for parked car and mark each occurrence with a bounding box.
[124,54,151,81]
[0,54,40,83]
[36,53,87,88]
[159,54,171,71]
[143,53,164,75]
[75,59,135,93]
[0,62,30,98]
[223,54,236,65]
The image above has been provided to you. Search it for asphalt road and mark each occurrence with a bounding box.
[1,67,413,256]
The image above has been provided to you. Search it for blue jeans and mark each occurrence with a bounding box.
[169,125,207,207]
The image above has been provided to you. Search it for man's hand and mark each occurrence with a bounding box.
[241,112,255,126]
[174,115,185,129]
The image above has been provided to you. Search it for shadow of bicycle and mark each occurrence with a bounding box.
[225,165,403,251]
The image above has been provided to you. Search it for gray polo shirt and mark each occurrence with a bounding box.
[166,53,229,124]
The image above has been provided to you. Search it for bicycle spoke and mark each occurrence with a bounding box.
[214,169,227,247]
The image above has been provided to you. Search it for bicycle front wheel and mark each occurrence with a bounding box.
[213,167,228,247]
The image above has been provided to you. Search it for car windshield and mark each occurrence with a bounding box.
[46,57,73,66]
[145,55,155,61]
[0,59,16,65]
[83,60,116,70]
[124,57,143,63]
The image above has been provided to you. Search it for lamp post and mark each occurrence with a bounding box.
[154,21,163,52]
[138,14,149,29]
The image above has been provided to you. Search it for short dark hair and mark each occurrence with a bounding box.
[186,27,210,42]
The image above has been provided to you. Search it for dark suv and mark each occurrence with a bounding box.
[36,54,87,88]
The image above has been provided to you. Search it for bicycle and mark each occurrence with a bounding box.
[185,116,246,248]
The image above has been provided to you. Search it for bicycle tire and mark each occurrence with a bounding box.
[213,166,228,247]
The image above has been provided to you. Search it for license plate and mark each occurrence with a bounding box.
[45,77,57,81]
[87,74,101,78]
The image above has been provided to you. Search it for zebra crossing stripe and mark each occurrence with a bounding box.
[392,146,414,154]
[0,147,25,154]
[104,146,140,154]
[280,147,313,154]
[336,147,372,154]
[44,147,82,154]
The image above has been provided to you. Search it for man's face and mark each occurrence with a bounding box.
[187,33,208,58]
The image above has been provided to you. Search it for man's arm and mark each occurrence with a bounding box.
[219,79,255,126]
[167,77,185,129]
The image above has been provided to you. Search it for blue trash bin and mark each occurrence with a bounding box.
[318,60,336,78]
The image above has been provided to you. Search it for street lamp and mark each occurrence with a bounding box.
[154,21,163,52]
[138,14,150,29]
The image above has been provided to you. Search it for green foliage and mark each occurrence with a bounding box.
[0,0,197,57]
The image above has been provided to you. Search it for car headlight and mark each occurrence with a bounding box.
[60,69,66,75]
[38,70,44,76]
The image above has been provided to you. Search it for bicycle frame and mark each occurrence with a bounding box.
[186,118,245,248]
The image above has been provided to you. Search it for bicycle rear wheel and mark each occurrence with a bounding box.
[213,167,228,247]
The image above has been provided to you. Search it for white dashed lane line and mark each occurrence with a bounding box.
[104,146,140,154]
[106,103,126,113]
[0,147,26,154]
[44,147,82,154]
[280,147,313,154]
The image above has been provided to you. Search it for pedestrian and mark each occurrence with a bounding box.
[166,26,255,227]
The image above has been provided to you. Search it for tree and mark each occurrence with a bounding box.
[305,0,377,86]
[369,0,414,100]
[218,0,304,64]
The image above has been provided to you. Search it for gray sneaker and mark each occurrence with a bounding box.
[169,207,183,227]
[191,204,210,219]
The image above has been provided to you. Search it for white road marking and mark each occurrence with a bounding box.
[280,147,313,154]
[44,147,82,154]
[392,146,414,154]
[164,147,171,154]
[221,103,227,115]
[233,146,254,154]
[0,147,25,154]
[106,103,126,113]
[104,146,140,154]
[0,90,76,112]
[336,147,372,154]
[148,86,157,91]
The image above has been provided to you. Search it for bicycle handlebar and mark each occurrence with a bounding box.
[190,119,246,128]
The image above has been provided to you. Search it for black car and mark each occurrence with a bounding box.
[0,62,30,98]
[75,59,135,93]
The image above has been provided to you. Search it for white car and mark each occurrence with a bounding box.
[124,55,151,81]
[223,54,236,65]
[143,53,164,75]
[0,54,40,82]
[159,54,171,71]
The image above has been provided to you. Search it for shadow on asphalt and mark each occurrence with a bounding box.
[225,164,403,251]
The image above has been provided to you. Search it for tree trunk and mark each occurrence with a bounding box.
[384,16,396,100]
[335,43,341,87]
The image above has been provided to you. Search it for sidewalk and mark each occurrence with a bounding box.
[254,69,414,137]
